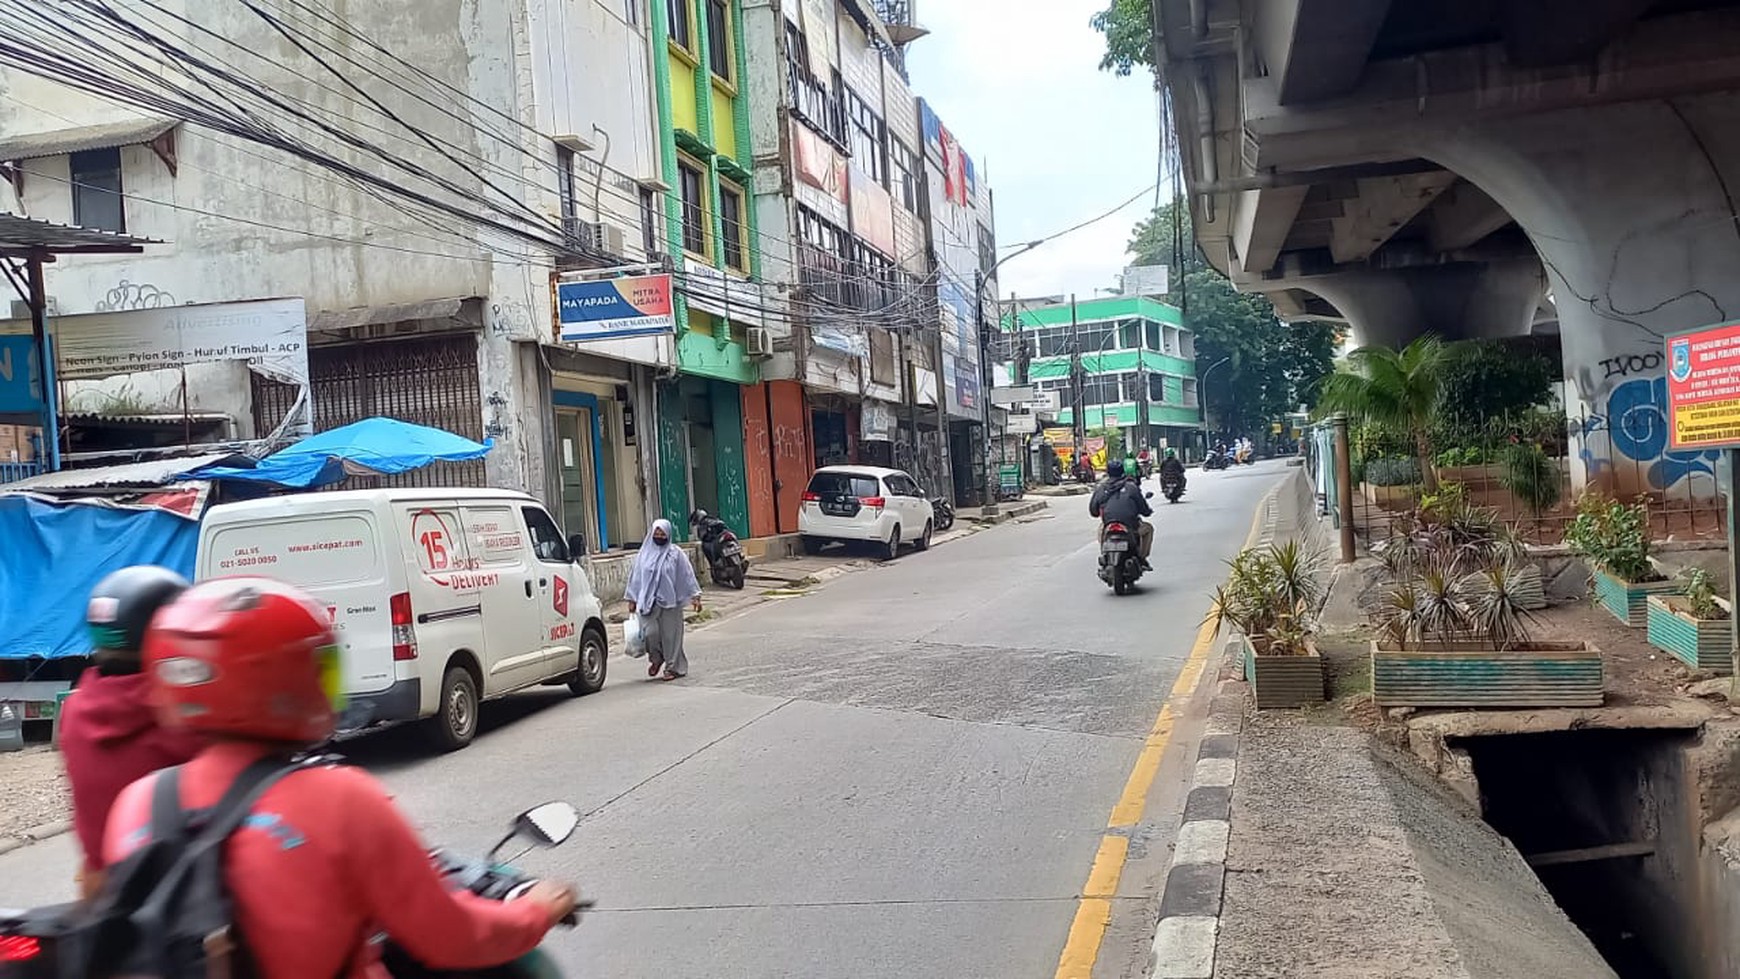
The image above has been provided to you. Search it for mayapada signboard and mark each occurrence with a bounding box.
[1666,321,1740,451]
[557,274,675,341]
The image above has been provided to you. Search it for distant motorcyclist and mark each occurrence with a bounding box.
[104,577,579,978]
[1089,459,1153,569]
[59,565,205,899]
[1159,448,1185,482]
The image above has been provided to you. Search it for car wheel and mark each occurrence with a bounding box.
[569,625,608,696]
[802,536,825,556]
[915,520,933,551]
[883,525,902,561]
[430,666,478,751]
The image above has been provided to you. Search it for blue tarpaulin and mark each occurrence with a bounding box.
[187,416,493,489]
[0,495,198,660]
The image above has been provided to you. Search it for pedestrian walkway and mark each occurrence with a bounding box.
[1179,685,1616,979]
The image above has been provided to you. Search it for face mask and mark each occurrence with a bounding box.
[653,536,669,547]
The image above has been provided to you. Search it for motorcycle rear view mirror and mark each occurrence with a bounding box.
[513,802,580,849]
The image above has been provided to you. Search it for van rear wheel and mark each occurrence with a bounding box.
[430,666,478,751]
[570,625,608,695]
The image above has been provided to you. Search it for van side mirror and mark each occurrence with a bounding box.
[567,533,587,558]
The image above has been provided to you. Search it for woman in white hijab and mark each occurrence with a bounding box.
[624,519,703,680]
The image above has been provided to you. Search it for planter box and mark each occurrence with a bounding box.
[1370,640,1603,708]
[1361,483,1419,511]
[1434,463,1504,486]
[1592,564,1681,628]
[1646,595,1734,675]
[1235,633,1326,709]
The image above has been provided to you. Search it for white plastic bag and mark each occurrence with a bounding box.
[623,613,648,658]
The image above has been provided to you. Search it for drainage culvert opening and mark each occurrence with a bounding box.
[1459,728,1699,979]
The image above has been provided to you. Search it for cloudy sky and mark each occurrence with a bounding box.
[905,0,1161,303]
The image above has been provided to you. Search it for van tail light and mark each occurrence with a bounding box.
[859,496,886,511]
[801,491,820,502]
[390,591,418,661]
[1105,522,1128,533]
[0,935,42,962]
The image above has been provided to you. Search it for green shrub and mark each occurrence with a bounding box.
[1433,446,1487,468]
[1365,456,1422,487]
[1501,442,1562,515]
[1564,494,1656,582]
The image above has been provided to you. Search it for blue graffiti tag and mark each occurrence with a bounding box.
[1593,377,1720,489]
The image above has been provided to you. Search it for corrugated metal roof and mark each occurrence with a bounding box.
[0,213,160,255]
[2,452,248,490]
[0,117,177,162]
[65,411,232,425]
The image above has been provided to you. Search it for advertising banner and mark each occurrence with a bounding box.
[1,298,311,442]
[1667,322,1740,450]
[849,169,896,258]
[792,122,849,228]
[557,274,674,341]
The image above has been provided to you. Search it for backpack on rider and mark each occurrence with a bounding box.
[42,756,319,979]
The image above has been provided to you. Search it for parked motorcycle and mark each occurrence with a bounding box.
[930,496,955,532]
[690,508,747,590]
[1098,519,1147,596]
[0,799,588,979]
[1161,472,1186,503]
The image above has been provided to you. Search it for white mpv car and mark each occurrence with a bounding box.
[799,465,937,560]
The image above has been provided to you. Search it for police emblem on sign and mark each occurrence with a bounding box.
[1671,338,1692,383]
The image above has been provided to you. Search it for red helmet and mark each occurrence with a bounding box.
[143,577,340,744]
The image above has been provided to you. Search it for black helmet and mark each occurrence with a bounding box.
[1106,458,1126,478]
[87,565,190,672]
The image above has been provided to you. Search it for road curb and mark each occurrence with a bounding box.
[0,818,71,857]
[1150,679,1245,978]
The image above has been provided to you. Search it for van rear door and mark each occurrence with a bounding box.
[199,513,392,695]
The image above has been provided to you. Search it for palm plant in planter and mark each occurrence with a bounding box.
[1646,568,1733,675]
[1371,496,1602,708]
[1563,494,1677,627]
[1209,540,1327,709]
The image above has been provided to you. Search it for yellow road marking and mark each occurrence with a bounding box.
[1052,489,1274,979]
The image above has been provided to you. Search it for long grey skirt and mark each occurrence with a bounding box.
[646,604,688,677]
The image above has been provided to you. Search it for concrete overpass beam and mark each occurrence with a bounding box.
[1253,0,1393,105]
[1232,185,1309,276]
[1286,258,1543,349]
[1328,171,1459,264]
[1426,182,1514,252]
[1417,94,1740,496]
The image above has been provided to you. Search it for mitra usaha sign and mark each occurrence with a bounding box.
[557,274,675,342]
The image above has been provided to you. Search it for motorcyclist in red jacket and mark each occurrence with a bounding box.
[58,565,205,898]
[102,576,579,979]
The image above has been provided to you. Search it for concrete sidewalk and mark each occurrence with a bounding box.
[1201,706,1616,979]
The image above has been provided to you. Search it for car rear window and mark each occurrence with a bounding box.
[807,472,880,498]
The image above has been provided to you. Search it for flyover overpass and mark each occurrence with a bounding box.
[1156,0,1740,493]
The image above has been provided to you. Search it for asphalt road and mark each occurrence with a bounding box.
[0,461,1287,978]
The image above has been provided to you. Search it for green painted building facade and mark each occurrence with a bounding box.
[1003,296,1203,449]
[648,0,764,537]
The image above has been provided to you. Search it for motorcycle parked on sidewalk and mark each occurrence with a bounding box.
[1097,520,1147,596]
[1161,472,1186,503]
[690,508,747,590]
[930,496,955,532]
[0,799,589,979]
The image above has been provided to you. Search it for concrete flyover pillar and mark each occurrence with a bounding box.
[1287,256,1546,348]
[1415,94,1740,497]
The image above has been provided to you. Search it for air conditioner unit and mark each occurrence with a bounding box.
[562,219,627,257]
[648,251,676,273]
[746,327,775,358]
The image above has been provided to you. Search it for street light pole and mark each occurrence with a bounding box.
[976,239,1045,517]
[1198,355,1231,455]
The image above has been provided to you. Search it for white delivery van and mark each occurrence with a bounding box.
[196,488,607,750]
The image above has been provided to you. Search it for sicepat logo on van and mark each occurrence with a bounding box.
[552,576,569,617]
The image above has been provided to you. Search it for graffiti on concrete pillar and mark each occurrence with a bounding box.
[484,391,511,439]
[1578,375,1720,491]
[1597,352,1663,379]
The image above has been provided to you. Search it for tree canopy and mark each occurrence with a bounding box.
[1318,336,1455,491]
[1127,202,1341,438]
[1090,0,1156,77]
